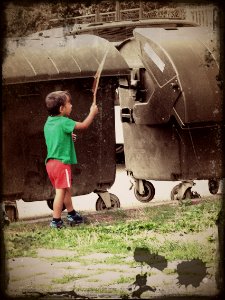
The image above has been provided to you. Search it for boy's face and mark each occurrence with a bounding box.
[60,95,72,116]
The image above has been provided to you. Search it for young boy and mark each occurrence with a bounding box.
[44,90,98,228]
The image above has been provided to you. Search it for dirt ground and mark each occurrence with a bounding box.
[6,241,219,299]
[4,200,222,299]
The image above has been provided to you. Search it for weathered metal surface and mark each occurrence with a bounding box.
[2,20,223,202]
[118,26,223,181]
[2,34,130,85]
[2,33,130,202]
[2,77,120,201]
[132,27,222,126]
[121,122,223,180]
[72,19,198,42]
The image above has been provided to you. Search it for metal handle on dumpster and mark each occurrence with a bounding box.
[170,82,180,91]
[121,108,134,123]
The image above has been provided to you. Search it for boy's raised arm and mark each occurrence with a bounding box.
[75,103,98,130]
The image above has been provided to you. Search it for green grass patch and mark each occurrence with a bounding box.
[52,274,88,284]
[101,255,127,265]
[46,256,77,263]
[162,268,176,275]
[4,197,221,265]
[112,275,135,284]
[160,240,217,263]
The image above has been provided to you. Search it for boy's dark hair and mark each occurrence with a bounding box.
[45,90,71,116]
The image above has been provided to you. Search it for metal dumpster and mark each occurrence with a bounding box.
[118,26,223,201]
[2,33,130,219]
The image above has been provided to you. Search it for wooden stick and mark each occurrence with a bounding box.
[92,43,110,104]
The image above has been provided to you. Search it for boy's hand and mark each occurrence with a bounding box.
[90,103,98,116]
[72,133,77,142]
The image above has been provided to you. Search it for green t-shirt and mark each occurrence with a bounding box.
[44,116,77,164]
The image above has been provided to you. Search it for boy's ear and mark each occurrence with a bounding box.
[59,105,64,113]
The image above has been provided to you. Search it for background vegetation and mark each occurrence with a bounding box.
[3,0,185,38]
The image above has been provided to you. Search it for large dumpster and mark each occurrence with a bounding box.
[118,26,223,201]
[2,33,130,219]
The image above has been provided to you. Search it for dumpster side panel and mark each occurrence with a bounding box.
[122,122,223,181]
[118,28,223,182]
[119,80,180,180]
[2,78,116,202]
[123,123,181,180]
[175,125,224,180]
[119,79,223,181]
[2,85,48,201]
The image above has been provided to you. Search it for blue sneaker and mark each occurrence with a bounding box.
[50,219,65,229]
[67,212,84,225]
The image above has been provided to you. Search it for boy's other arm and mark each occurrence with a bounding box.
[75,103,98,130]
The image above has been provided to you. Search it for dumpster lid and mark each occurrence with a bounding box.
[26,19,198,42]
[3,34,130,85]
[133,27,222,125]
[71,19,198,42]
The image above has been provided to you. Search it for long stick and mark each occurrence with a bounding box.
[92,43,110,104]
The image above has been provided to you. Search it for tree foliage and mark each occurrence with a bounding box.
[3,1,183,38]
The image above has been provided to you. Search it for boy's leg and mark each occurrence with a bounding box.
[63,188,74,212]
[53,188,66,219]
[50,188,66,228]
[64,188,84,224]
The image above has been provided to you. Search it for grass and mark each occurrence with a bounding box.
[4,196,222,266]
[163,268,177,275]
[52,274,88,284]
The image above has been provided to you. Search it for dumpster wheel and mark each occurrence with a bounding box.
[171,185,192,201]
[134,180,155,203]
[208,179,219,195]
[46,199,66,211]
[4,204,19,223]
[96,193,120,211]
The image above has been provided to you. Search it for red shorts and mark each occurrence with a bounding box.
[46,159,72,189]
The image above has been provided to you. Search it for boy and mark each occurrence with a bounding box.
[44,90,98,228]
